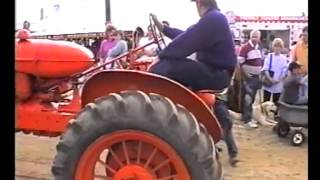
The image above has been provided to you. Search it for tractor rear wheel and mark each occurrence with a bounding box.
[52,91,222,180]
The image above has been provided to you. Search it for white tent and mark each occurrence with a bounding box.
[16,0,308,35]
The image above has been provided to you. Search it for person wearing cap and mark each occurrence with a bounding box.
[149,0,239,166]
[149,0,236,90]
[282,62,308,105]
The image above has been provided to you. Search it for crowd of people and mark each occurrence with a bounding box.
[237,27,308,128]
[67,1,308,167]
[74,3,242,166]
[20,0,308,169]
[77,22,171,68]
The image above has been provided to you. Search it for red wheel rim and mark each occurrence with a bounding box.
[75,130,191,180]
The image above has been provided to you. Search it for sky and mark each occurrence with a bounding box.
[16,0,308,33]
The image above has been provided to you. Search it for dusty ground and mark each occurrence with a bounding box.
[15,118,307,180]
[220,120,308,180]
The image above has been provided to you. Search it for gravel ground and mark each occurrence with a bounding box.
[15,118,307,180]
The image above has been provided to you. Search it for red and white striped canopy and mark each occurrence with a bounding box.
[229,16,308,24]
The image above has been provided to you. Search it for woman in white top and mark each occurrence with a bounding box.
[261,38,289,104]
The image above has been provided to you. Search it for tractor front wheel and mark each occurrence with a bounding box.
[52,91,222,180]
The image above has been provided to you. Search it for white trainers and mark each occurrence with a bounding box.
[245,121,259,128]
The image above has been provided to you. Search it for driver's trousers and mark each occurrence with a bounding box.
[149,59,238,157]
[149,59,231,91]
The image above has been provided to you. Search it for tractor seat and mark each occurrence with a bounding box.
[196,89,225,94]
[195,88,228,108]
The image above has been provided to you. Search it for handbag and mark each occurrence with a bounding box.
[260,53,275,87]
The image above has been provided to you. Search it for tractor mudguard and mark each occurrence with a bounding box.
[81,70,222,142]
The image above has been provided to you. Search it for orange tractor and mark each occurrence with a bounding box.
[15,21,223,180]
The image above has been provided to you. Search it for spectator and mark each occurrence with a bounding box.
[281,48,290,58]
[98,25,117,69]
[291,26,308,73]
[261,38,289,105]
[133,26,145,49]
[301,74,308,98]
[108,30,128,58]
[290,41,297,51]
[124,36,133,50]
[91,38,102,60]
[234,39,241,56]
[289,41,297,59]
[84,39,91,49]
[138,25,159,57]
[282,62,308,105]
[261,48,269,57]
[238,30,263,128]
[23,20,30,31]
[301,74,308,99]
[106,30,129,68]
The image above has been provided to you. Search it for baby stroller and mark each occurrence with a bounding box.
[274,95,308,146]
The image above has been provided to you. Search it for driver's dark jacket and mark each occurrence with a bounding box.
[159,8,237,71]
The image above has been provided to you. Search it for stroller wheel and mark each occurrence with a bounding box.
[272,123,279,132]
[291,130,305,146]
[277,121,290,138]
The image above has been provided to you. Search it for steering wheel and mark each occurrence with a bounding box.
[149,14,166,53]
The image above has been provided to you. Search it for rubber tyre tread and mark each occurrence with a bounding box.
[52,90,222,180]
[291,130,305,146]
[277,121,290,138]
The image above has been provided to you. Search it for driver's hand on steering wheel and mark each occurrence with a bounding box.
[150,13,164,32]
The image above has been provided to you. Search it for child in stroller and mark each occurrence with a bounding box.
[282,61,308,105]
[274,61,308,146]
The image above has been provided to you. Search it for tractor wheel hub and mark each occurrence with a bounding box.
[114,165,155,180]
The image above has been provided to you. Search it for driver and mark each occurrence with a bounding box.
[149,0,239,165]
[149,0,236,91]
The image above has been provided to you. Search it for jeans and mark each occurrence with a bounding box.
[241,75,262,123]
[149,59,231,91]
[214,100,238,158]
[149,59,236,156]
